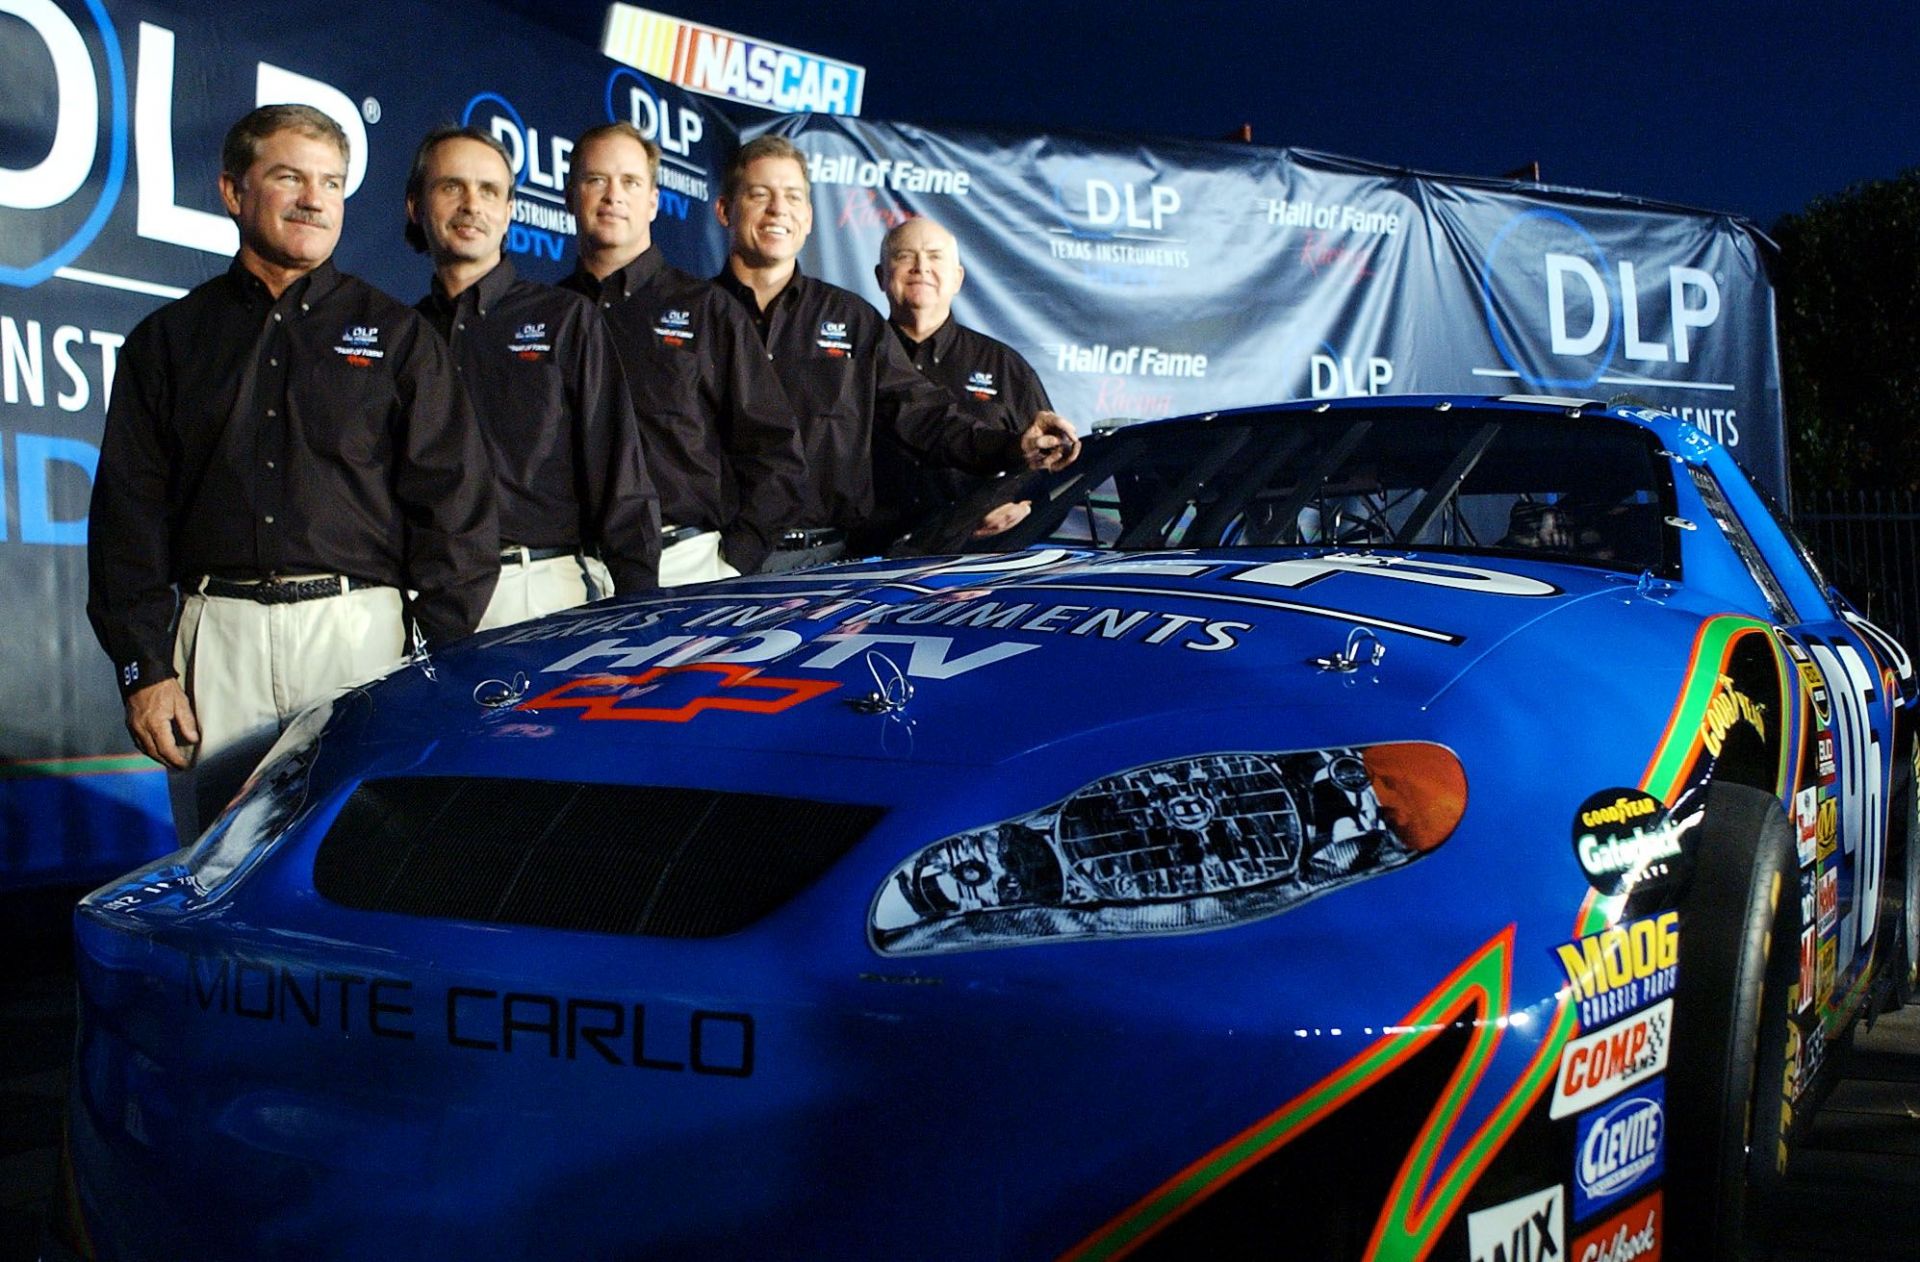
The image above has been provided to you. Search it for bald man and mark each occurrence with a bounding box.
[875,216,1055,535]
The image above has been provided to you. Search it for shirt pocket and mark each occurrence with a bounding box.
[295,357,396,466]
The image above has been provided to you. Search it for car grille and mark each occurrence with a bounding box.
[312,776,884,937]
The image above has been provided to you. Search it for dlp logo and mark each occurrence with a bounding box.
[605,68,705,160]
[463,93,571,195]
[1480,208,1725,390]
[1309,343,1395,397]
[2,0,368,288]
[1052,171,1182,236]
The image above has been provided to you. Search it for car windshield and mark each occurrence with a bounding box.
[910,405,1679,574]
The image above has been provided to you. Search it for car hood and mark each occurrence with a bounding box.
[336,548,1693,779]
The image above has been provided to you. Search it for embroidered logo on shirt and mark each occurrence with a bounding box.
[966,369,998,400]
[508,322,552,361]
[816,319,853,357]
[334,325,385,366]
[653,308,695,348]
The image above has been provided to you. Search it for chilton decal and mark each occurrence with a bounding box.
[1551,999,1672,1119]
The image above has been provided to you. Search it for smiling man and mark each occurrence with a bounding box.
[714,135,1079,565]
[88,105,498,839]
[560,122,805,585]
[406,125,658,626]
[875,216,1055,535]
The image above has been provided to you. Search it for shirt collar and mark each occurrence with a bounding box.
[714,261,804,318]
[892,315,959,363]
[571,247,666,305]
[225,256,336,316]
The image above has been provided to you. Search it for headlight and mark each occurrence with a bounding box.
[870,742,1465,954]
[182,695,337,895]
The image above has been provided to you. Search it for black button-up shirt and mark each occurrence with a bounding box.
[883,316,1055,527]
[562,248,804,576]
[419,259,659,591]
[713,268,1025,533]
[88,258,499,696]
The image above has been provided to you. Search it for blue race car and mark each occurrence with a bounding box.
[58,395,1916,1261]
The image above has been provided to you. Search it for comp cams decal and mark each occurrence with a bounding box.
[1550,1000,1672,1119]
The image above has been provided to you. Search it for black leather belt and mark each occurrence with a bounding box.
[779,527,846,551]
[500,545,577,563]
[198,575,378,604]
[660,525,709,547]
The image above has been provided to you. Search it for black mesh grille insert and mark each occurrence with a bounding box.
[312,777,885,937]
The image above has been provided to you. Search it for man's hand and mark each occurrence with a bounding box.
[125,678,199,770]
[971,499,1033,538]
[1019,411,1081,472]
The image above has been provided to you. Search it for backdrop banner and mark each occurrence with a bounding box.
[2,3,1783,887]
[0,0,736,886]
[753,112,1778,486]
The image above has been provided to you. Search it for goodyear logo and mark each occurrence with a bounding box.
[1700,672,1767,757]
[1554,911,1678,1030]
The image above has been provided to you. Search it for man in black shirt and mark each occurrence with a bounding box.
[406,125,658,626]
[876,215,1054,541]
[712,135,1079,564]
[88,105,497,837]
[560,123,804,584]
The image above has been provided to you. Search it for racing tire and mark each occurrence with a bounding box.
[1889,752,1919,1008]
[1666,782,1797,1262]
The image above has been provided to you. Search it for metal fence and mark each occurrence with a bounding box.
[1795,489,1920,658]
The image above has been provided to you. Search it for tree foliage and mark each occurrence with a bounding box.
[1772,169,1920,494]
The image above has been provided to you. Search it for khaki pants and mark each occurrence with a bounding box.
[476,551,615,631]
[658,531,740,587]
[168,581,407,841]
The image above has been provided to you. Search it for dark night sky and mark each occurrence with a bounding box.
[506,0,1918,231]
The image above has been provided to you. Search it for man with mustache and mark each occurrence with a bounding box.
[88,105,498,838]
[714,135,1079,566]
[562,123,805,584]
[406,125,658,625]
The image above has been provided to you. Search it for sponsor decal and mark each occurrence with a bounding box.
[1571,788,1683,897]
[1794,786,1820,866]
[506,320,551,361]
[602,3,864,115]
[1815,794,1838,861]
[1553,911,1678,1030]
[1467,1184,1563,1262]
[187,950,754,1076]
[1791,1017,1827,1100]
[1571,1192,1661,1262]
[1550,999,1671,1118]
[1573,1080,1664,1218]
[653,307,694,348]
[1816,730,1837,784]
[815,319,853,357]
[1818,937,1837,1004]
[1816,863,1838,934]
[333,325,383,366]
[1044,169,1190,281]
[1798,925,1816,1014]
[515,662,838,722]
[964,369,997,400]
[1476,208,1728,400]
[1698,672,1767,757]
